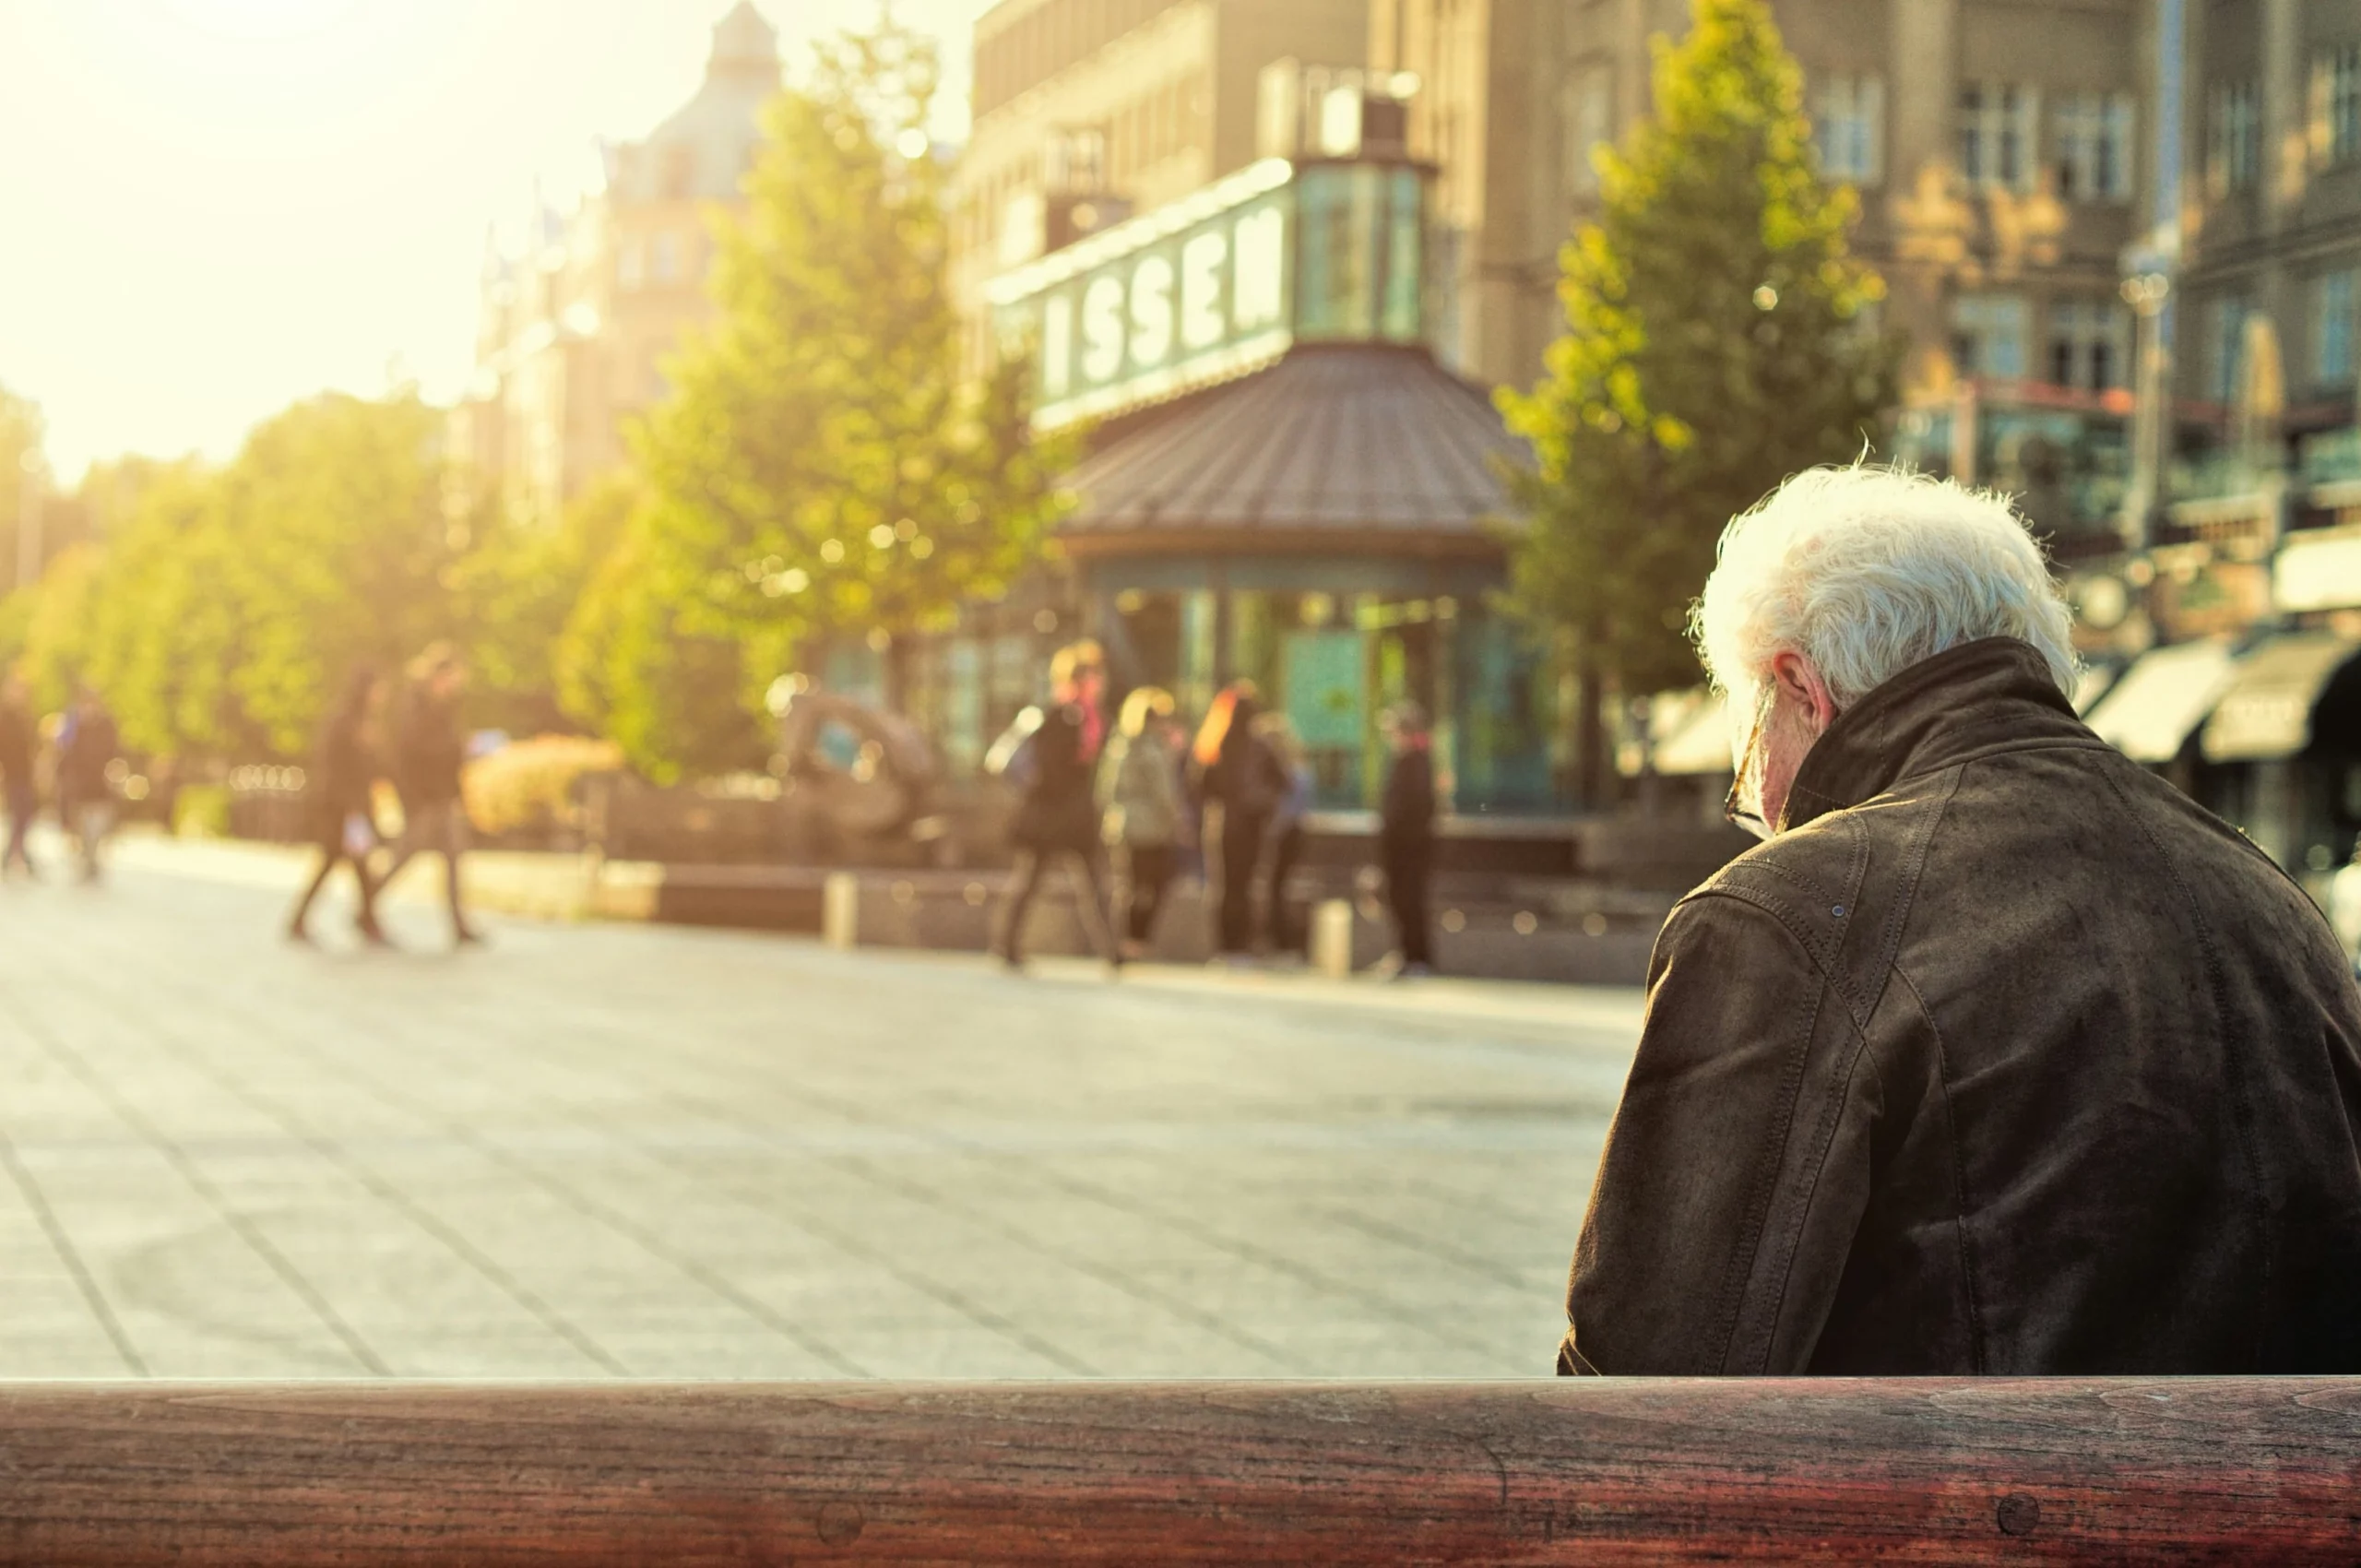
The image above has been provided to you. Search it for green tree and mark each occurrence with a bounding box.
[78,462,259,756]
[1499,0,1897,802]
[42,392,463,761]
[219,392,458,753]
[0,383,46,596]
[15,543,101,710]
[455,469,638,736]
[619,13,1068,775]
[553,513,774,784]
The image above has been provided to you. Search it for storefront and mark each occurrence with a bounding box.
[978,145,1560,818]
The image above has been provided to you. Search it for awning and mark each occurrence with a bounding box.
[2084,638,2238,763]
[1060,344,1527,546]
[2201,632,2361,762]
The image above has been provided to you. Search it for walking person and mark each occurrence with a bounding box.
[1193,683,1284,961]
[53,687,119,885]
[990,640,1121,972]
[1255,712,1315,959]
[1377,701,1437,978]
[378,645,483,946]
[287,668,390,947]
[0,673,42,880]
[1098,685,1186,961]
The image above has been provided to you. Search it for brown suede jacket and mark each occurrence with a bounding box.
[1561,637,2361,1375]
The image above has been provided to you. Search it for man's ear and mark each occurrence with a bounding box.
[1769,650,1838,735]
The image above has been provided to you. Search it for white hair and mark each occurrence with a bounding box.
[1692,464,2079,714]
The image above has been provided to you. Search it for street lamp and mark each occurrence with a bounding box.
[13,449,42,595]
[2118,242,2176,554]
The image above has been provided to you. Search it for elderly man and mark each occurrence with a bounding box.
[1562,466,2361,1375]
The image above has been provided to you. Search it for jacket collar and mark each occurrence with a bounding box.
[1780,637,2088,832]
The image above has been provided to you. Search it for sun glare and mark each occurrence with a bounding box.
[160,0,362,43]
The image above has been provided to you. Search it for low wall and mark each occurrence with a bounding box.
[585,863,1663,984]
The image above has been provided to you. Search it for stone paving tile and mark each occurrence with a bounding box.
[0,841,1643,1379]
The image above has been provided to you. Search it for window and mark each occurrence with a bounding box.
[2209,81,2261,193]
[1952,292,2030,379]
[651,231,682,287]
[2047,298,2128,390]
[617,238,645,292]
[1813,74,1885,184]
[2209,293,2253,402]
[2317,45,2361,166]
[2054,91,2135,201]
[1959,82,2039,192]
[2317,269,2355,386]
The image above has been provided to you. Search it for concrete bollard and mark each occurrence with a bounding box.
[1311,898,1356,979]
[822,872,860,952]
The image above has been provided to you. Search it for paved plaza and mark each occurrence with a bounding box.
[0,838,1643,1380]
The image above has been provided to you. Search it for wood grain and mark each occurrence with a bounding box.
[0,1379,2354,1563]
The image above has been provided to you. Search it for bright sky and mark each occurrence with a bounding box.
[0,0,990,481]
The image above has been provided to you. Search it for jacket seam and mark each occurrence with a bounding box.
[1892,962,1988,1375]
[1704,957,1829,1373]
[1741,1011,1879,1372]
[2097,762,2272,1368]
[1745,767,1955,1371]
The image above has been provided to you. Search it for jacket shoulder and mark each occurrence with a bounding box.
[1681,776,1962,1030]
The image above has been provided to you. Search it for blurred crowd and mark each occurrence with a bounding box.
[0,677,125,886]
[988,639,1436,977]
[0,647,488,952]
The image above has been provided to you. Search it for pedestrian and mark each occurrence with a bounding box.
[287,667,391,947]
[378,645,483,946]
[1098,684,1186,961]
[990,640,1121,972]
[1560,464,2361,1377]
[1192,682,1284,960]
[1377,701,1436,977]
[0,672,42,880]
[1255,711,1314,958]
[53,687,119,885]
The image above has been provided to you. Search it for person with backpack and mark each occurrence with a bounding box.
[1255,711,1315,959]
[287,666,390,947]
[1192,682,1285,961]
[378,645,483,946]
[0,672,42,880]
[53,687,119,885]
[1098,684,1186,960]
[989,640,1121,972]
[1378,701,1437,977]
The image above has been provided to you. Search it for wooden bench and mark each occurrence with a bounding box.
[1,1378,2355,1562]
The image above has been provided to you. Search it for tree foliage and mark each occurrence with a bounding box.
[552,485,777,784]
[591,12,1066,775]
[1499,0,1898,699]
[456,469,636,737]
[2,17,1067,785]
[16,392,461,756]
[0,382,44,594]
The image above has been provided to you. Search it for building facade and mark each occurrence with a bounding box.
[454,4,780,523]
[908,1,1569,823]
[948,0,1370,370]
[1370,0,2153,542]
[2067,0,2361,897]
[2175,0,2361,508]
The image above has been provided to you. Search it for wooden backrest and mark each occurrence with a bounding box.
[6,1378,2356,1562]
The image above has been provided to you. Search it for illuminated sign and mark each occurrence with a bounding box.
[988,158,1427,430]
